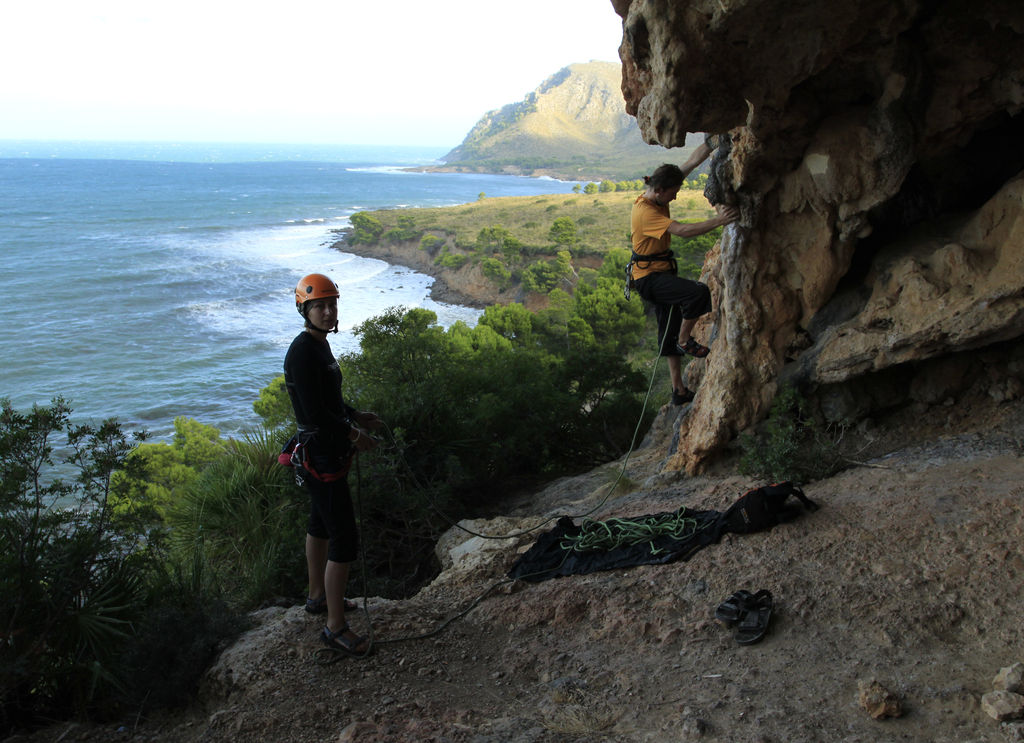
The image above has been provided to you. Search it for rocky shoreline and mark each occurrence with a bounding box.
[328,231,473,306]
[327,231,534,311]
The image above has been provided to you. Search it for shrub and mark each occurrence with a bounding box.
[1,398,147,730]
[521,260,563,294]
[383,215,421,243]
[166,428,308,608]
[0,398,256,732]
[435,252,470,269]
[419,234,443,254]
[253,374,293,429]
[476,226,513,253]
[737,386,847,484]
[347,212,384,244]
[548,216,579,247]
[115,574,242,713]
[481,257,512,288]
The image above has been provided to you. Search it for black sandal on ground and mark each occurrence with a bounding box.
[677,338,710,358]
[735,589,773,645]
[320,623,371,656]
[714,589,754,625]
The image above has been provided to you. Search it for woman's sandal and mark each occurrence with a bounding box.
[714,589,755,625]
[677,338,711,358]
[320,623,372,656]
[305,596,359,614]
[735,589,773,645]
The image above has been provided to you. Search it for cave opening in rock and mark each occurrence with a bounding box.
[837,109,1024,294]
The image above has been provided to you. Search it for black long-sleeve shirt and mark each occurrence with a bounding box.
[283,331,356,456]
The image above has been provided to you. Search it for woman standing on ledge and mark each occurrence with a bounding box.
[629,143,739,406]
[284,272,382,656]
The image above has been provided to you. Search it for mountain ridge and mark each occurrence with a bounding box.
[433,61,702,181]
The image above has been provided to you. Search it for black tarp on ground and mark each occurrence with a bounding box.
[507,507,724,582]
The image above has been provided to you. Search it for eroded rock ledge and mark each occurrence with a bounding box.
[613,0,1024,472]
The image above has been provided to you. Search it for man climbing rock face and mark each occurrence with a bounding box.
[627,142,738,405]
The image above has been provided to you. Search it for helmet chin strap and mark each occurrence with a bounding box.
[305,318,338,334]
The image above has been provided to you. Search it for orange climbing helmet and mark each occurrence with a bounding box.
[294,273,339,315]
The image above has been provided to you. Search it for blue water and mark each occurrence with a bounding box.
[0,141,578,440]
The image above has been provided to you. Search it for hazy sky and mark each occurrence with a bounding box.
[1,0,624,148]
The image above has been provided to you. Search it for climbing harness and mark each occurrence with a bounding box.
[624,248,677,300]
[279,429,352,485]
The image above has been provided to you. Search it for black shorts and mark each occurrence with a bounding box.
[634,272,712,355]
[305,475,359,563]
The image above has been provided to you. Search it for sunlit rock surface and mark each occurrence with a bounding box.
[613,0,1024,472]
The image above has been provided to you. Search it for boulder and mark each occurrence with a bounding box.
[995,663,1024,694]
[857,678,903,719]
[982,690,1024,722]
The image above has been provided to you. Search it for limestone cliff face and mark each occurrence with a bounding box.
[613,0,1024,472]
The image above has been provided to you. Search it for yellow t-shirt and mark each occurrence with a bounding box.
[630,195,674,280]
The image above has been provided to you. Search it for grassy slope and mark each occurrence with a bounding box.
[347,187,719,258]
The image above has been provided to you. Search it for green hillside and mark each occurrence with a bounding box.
[350,189,716,255]
[339,184,721,306]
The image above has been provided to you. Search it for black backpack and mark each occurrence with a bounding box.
[717,482,819,535]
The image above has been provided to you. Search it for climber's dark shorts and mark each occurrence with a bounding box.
[633,272,712,356]
[305,476,359,563]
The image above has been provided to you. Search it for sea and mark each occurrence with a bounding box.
[0,140,578,441]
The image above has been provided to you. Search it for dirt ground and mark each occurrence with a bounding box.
[8,394,1024,743]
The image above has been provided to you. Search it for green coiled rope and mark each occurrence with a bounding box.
[559,508,705,557]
